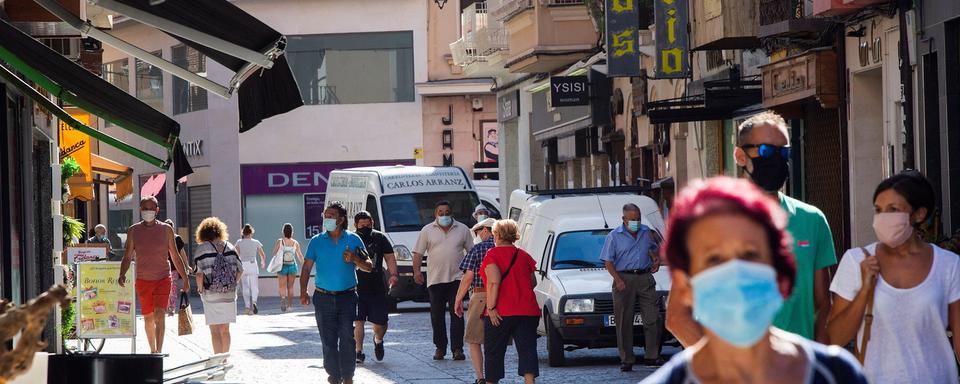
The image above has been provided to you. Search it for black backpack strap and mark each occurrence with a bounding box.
[500,248,520,281]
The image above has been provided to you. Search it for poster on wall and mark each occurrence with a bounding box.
[303,193,326,238]
[481,121,499,163]
[75,262,136,338]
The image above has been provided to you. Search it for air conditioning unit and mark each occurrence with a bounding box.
[39,38,82,61]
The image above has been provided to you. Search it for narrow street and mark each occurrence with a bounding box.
[103,297,676,383]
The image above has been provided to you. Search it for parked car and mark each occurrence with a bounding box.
[509,186,675,367]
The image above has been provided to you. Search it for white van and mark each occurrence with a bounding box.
[509,187,674,366]
[325,166,482,305]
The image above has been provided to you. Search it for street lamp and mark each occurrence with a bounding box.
[433,0,448,9]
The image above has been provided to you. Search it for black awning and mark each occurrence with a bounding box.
[648,75,761,124]
[0,18,178,147]
[111,0,303,132]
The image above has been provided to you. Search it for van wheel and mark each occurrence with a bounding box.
[545,310,565,367]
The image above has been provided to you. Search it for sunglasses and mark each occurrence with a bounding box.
[740,144,791,159]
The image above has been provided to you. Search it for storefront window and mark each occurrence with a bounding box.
[286,31,415,104]
[136,51,164,112]
[380,192,480,233]
[172,45,208,115]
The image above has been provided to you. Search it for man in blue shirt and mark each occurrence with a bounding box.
[600,203,662,372]
[300,202,373,384]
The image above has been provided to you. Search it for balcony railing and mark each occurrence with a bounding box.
[452,1,509,67]
[759,0,802,26]
[541,0,585,5]
[490,0,534,21]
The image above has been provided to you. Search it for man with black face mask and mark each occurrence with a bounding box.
[666,111,837,346]
[352,211,397,363]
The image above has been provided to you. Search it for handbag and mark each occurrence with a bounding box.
[267,240,284,273]
[177,292,194,336]
[855,246,878,364]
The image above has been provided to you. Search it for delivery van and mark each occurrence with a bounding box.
[325,166,482,306]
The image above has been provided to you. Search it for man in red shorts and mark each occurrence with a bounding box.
[118,196,190,353]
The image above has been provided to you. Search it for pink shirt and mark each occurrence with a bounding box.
[128,221,172,280]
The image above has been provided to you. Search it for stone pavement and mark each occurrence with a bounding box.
[102,296,677,383]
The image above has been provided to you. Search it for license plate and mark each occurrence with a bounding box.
[603,314,643,327]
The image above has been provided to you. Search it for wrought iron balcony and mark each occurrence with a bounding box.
[490,0,534,22]
[759,0,836,39]
[450,2,509,70]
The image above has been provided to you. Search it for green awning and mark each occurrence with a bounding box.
[0,18,192,179]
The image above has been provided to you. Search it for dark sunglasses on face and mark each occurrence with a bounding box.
[740,143,791,159]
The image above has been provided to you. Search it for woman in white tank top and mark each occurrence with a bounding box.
[272,223,304,312]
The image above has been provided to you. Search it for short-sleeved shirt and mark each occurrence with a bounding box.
[413,221,473,287]
[460,237,496,289]
[193,241,243,292]
[479,246,541,317]
[234,238,263,263]
[599,224,659,271]
[356,229,394,294]
[772,193,837,339]
[128,221,173,281]
[641,329,867,384]
[830,243,960,384]
[305,230,367,292]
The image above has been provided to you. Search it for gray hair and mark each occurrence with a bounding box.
[737,111,790,146]
[622,203,641,215]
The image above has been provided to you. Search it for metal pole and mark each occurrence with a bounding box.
[90,0,275,68]
[899,1,916,170]
[29,0,233,99]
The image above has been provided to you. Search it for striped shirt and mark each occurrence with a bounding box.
[193,241,243,292]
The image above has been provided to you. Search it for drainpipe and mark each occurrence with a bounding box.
[898,0,916,170]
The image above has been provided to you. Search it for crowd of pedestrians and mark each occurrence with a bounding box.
[110,109,960,383]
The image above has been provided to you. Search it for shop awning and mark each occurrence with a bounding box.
[0,18,193,180]
[66,154,135,202]
[32,0,304,133]
[647,75,762,124]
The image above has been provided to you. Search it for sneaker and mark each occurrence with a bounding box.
[374,340,385,361]
[433,348,445,360]
[280,298,288,312]
[452,350,466,361]
[642,357,667,367]
[252,303,258,314]
[356,351,366,364]
[244,307,253,315]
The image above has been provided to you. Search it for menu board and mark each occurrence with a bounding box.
[75,262,136,338]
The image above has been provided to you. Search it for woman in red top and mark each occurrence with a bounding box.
[480,219,541,384]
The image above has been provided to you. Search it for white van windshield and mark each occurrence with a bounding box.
[381,192,481,232]
[552,230,610,269]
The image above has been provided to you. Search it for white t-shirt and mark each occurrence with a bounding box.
[830,243,960,384]
[234,238,263,263]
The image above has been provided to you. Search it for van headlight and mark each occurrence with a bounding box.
[393,245,413,261]
[564,298,594,313]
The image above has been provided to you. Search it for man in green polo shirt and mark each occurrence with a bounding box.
[665,111,836,345]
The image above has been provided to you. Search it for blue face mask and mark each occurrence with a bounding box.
[690,259,783,348]
[626,220,640,232]
[323,218,338,232]
[437,215,453,227]
[476,215,488,223]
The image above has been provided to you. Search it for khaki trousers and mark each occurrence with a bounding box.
[612,272,660,364]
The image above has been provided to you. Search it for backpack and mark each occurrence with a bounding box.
[207,241,238,293]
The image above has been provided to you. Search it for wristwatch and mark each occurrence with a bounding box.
[487,305,496,311]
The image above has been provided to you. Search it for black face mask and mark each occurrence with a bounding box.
[356,227,373,237]
[744,154,790,192]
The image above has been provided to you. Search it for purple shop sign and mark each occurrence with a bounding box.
[304,193,326,238]
[241,160,413,195]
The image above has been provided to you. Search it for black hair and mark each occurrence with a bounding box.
[327,201,349,230]
[282,223,293,238]
[354,210,373,223]
[435,200,451,209]
[873,170,936,224]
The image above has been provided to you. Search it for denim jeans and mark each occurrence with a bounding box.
[313,291,359,381]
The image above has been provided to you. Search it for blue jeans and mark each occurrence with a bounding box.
[313,291,359,381]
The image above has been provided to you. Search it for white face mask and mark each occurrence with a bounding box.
[141,210,157,222]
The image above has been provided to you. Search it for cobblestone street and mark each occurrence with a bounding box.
[103,297,677,383]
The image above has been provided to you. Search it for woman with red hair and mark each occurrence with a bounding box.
[643,177,864,383]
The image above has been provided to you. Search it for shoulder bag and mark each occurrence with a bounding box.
[499,247,520,281]
[855,246,878,364]
[267,239,284,273]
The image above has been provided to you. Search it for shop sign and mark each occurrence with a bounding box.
[498,90,520,122]
[760,49,838,109]
[242,161,413,195]
[66,244,109,264]
[606,0,641,77]
[303,193,326,238]
[59,112,93,198]
[183,140,204,157]
[550,76,589,107]
[75,262,136,338]
[654,0,690,79]
[380,168,470,194]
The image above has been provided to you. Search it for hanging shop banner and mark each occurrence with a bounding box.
[303,193,326,238]
[606,0,641,77]
[654,0,690,79]
[75,262,136,338]
[550,76,589,107]
[59,112,93,198]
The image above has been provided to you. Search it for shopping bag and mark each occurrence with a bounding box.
[177,293,194,336]
[267,251,283,273]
